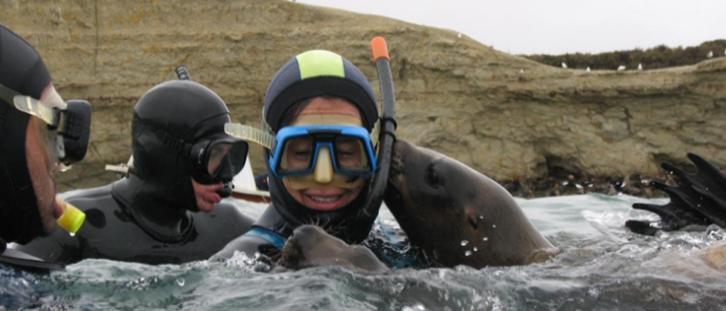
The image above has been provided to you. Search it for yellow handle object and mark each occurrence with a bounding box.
[56,198,86,234]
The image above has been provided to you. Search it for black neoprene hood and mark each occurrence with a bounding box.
[263,50,379,132]
[128,80,235,212]
[0,24,53,244]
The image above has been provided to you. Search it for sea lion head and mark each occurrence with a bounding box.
[279,225,390,273]
[385,139,555,268]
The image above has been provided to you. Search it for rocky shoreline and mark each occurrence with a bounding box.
[501,173,667,198]
[4,0,725,194]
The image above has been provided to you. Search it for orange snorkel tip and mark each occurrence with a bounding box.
[371,37,389,61]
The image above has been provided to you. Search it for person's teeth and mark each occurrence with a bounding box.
[310,196,338,203]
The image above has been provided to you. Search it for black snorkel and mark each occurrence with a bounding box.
[348,37,397,242]
[174,65,235,199]
[175,66,192,81]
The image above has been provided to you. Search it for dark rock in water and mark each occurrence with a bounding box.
[502,173,662,198]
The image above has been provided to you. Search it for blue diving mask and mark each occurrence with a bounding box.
[224,123,378,179]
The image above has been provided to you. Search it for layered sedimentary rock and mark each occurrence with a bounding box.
[4,0,725,192]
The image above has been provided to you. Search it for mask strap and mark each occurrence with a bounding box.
[370,118,380,147]
[224,123,276,150]
[138,122,194,156]
[0,83,14,105]
[0,83,58,127]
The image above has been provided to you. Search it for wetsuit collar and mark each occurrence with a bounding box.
[111,176,194,243]
[245,228,286,250]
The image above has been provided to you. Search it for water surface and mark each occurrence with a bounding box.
[4,194,726,310]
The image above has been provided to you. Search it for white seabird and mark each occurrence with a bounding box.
[707,50,714,59]
[561,62,567,69]
[586,67,590,72]
[637,63,643,71]
[617,65,626,71]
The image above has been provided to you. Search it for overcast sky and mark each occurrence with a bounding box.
[296,0,725,55]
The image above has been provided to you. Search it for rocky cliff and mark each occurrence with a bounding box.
[4,0,725,194]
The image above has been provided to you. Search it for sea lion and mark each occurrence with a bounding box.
[278,225,391,274]
[384,139,557,268]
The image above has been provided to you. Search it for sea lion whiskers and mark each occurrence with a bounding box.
[384,139,556,268]
[278,225,391,273]
[304,216,333,232]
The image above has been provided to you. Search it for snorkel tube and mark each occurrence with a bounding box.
[175,66,192,81]
[349,37,397,242]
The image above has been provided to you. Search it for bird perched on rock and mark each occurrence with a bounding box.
[617,65,626,71]
[561,62,567,69]
[707,50,714,59]
[586,66,590,73]
[637,63,643,71]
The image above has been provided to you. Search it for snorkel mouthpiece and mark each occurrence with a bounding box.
[56,198,86,234]
[216,181,234,198]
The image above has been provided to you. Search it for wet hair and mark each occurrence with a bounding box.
[277,95,362,129]
[278,98,314,129]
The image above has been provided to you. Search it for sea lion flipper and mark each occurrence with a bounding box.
[631,201,699,230]
[628,154,726,235]
[625,219,662,235]
[688,153,726,192]
[688,186,726,227]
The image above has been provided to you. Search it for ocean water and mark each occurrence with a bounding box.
[3,194,726,310]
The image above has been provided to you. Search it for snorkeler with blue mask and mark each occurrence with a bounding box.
[212,49,391,261]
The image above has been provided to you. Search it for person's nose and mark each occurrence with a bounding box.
[313,147,334,183]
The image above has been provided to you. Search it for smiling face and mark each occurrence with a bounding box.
[281,97,366,212]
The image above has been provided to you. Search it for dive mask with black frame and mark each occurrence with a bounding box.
[148,125,249,186]
[0,83,91,169]
[187,134,249,185]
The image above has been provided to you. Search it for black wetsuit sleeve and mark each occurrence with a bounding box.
[12,226,82,265]
[209,234,280,261]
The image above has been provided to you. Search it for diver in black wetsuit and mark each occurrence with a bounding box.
[212,50,390,261]
[14,80,255,265]
[0,24,92,273]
